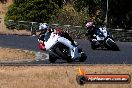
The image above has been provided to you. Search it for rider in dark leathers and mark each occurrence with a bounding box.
[85,21,97,40]
[54,27,76,46]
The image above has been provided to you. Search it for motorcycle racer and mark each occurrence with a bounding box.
[38,23,50,50]
[38,24,78,50]
[85,20,119,50]
[85,21,99,42]
[38,24,85,61]
[85,20,106,49]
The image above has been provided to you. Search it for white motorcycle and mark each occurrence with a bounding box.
[90,26,120,51]
[44,31,87,63]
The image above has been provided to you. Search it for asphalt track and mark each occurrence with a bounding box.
[0,34,132,64]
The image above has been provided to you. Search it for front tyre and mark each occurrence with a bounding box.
[49,53,57,63]
[105,38,120,51]
[78,49,87,62]
[91,42,97,50]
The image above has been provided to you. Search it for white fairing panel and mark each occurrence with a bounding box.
[57,37,73,49]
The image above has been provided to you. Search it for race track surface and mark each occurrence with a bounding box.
[0,34,132,64]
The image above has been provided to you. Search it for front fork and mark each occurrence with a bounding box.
[70,47,80,59]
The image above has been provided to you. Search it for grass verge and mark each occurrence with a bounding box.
[0,65,131,88]
[0,47,35,61]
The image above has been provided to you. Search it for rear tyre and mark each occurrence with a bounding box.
[79,53,87,62]
[49,53,57,63]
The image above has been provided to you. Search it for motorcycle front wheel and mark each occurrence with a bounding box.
[91,43,97,50]
[105,38,120,51]
[78,49,87,62]
[49,53,57,63]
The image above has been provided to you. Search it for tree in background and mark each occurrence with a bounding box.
[73,0,105,26]
[5,0,132,29]
[14,0,26,4]
[74,0,132,29]
[5,0,59,23]
[108,0,132,29]
[51,0,64,8]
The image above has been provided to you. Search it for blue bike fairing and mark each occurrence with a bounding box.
[94,28,104,37]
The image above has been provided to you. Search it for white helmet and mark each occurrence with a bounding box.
[39,23,49,30]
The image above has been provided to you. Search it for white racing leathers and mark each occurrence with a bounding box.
[44,32,80,60]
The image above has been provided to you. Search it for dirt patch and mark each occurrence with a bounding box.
[0,47,35,61]
[0,65,131,88]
